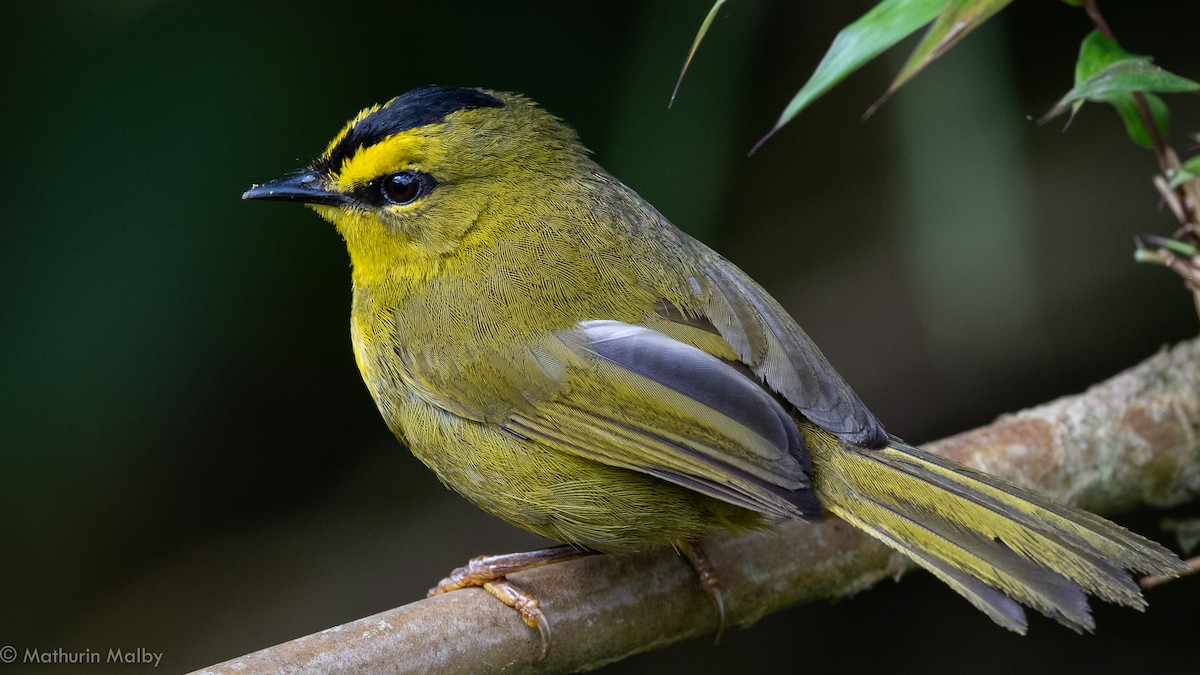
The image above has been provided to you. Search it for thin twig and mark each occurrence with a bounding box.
[1140,555,1200,590]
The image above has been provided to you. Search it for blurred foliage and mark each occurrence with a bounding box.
[756,0,944,149]
[883,0,1016,101]
[683,0,1199,149]
[1171,151,1200,188]
[1044,31,1199,146]
[1,1,1198,673]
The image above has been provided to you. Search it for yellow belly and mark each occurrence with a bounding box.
[390,390,765,552]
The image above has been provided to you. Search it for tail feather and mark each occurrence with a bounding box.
[874,442,1148,607]
[836,480,1095,631]
[884,439,1180,576]
[836,505,1031,632]
[808,431,1185,631]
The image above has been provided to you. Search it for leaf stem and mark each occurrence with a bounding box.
[1082,0,1195,225]
[1082,0,1116,41]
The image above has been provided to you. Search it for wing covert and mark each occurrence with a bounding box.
[505,320,821,520]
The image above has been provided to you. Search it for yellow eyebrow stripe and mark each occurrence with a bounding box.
[330,127,434,192]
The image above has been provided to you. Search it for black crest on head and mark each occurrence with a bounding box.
[316,86,504,175]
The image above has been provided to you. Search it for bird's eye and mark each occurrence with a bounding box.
[380,171,433,205]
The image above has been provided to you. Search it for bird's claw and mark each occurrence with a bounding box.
[427,545,590,660]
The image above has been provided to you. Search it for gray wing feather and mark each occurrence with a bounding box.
[579,320,808,473]
[528,319,822,518]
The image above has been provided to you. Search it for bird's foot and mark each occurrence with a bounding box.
[428,544,593,659]
[679,538,726,643]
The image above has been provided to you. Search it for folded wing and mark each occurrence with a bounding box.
[505,320,821,520]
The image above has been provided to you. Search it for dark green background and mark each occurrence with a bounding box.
[3,1,1198,672]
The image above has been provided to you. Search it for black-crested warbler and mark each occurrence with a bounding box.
[243,86,1183,648]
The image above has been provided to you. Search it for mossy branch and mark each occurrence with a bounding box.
[194,338,1200,674]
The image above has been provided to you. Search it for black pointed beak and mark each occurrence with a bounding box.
[242,172,350,206]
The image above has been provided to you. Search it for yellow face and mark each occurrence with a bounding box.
[309,122,452,285]
[244,86,588,286]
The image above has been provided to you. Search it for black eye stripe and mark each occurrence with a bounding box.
[356,170,438,207]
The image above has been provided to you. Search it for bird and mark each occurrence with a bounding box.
[243,85,1183,652]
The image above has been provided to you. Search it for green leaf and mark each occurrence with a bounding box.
[1050,31,1198,147]
[1044,35,1200,133]
[1044,57,1199,146]
[886,0,1016,103]
[1111,92,1169,149]
[1140,234,1198,257]
[1168,154,1200,188]
[670,0,728,107]
[750,0,943,153]
[1075,30,1135,81]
